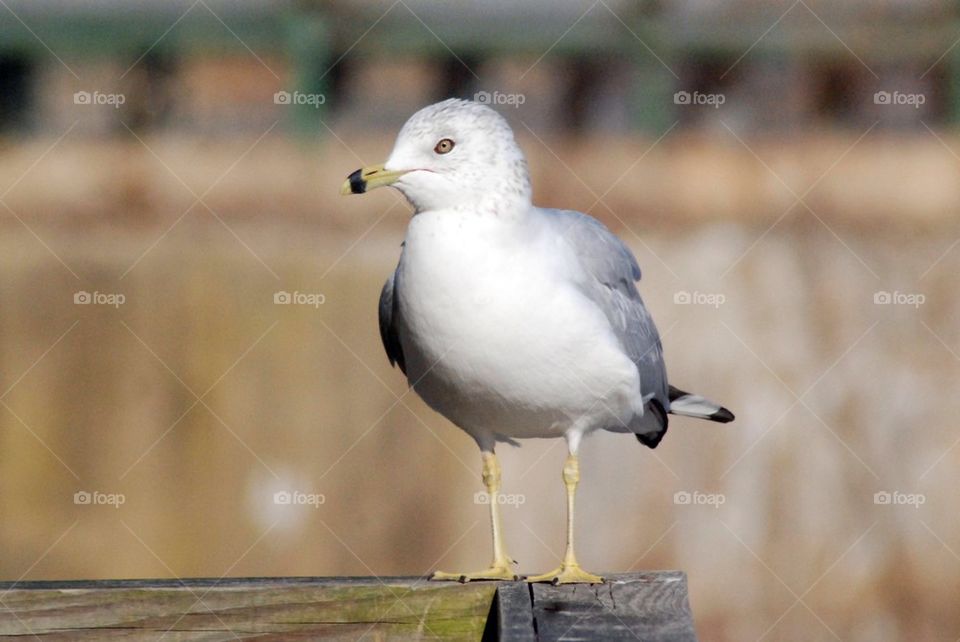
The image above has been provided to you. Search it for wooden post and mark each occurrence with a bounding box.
[0,572,697,640]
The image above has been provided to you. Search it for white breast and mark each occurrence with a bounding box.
[395,209,642,445]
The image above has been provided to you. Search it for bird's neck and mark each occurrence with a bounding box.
[411,192,532,220]
[406,203,534,249]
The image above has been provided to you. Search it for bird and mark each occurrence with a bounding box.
[340,98,733,584]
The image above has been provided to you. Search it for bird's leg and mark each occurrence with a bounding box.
[431,451,518,582]
[526,453,604,584]
[485,452,513,571]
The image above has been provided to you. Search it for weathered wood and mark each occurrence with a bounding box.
[0,572,696,640]
[0,577,494,641]
[529,572,697,642]
[486,581,534,642]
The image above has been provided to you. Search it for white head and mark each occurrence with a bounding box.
[341,99,532,213]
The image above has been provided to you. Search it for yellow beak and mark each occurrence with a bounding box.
[340,164,408,195]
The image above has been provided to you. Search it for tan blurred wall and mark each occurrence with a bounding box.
[0,135,958,641]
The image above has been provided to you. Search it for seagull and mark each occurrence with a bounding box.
[340,98,733,584]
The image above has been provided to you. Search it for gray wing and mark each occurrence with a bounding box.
[378,270,406,375]
[546,209,669,414]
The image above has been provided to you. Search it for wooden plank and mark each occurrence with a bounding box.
[529,572,697,642]
[0,573,696,640]
[488,581,535,642]
[0,577,495,641]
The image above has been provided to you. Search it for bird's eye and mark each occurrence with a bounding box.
[434,138,455,154]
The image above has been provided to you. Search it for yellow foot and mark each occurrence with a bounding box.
[431,563,518,583]
[525,564,604,585]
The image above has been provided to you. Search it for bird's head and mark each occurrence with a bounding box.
[341,98,532,213]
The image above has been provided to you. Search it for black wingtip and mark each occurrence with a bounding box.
[636,431,666,448]
[710,407,735,423]
[635,400,668,449]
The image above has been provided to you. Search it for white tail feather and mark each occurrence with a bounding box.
[669,394,720,418]
[667,385,735,423]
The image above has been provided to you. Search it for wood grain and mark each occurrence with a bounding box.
[528,572,697,641]
[0,577,495,641]
[0,572,696,640]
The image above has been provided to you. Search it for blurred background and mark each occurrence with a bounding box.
[0,0,958,640]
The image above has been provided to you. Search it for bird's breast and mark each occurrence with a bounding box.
[397,211,547,362]
[393,210,640,435]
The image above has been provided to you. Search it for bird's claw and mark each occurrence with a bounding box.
[525,564,604,585]
[431,561,518,582]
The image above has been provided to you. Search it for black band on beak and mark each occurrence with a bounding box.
[347,169,366,194]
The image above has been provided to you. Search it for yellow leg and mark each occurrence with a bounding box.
[526,454,604,584]
[432,452,518,582]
